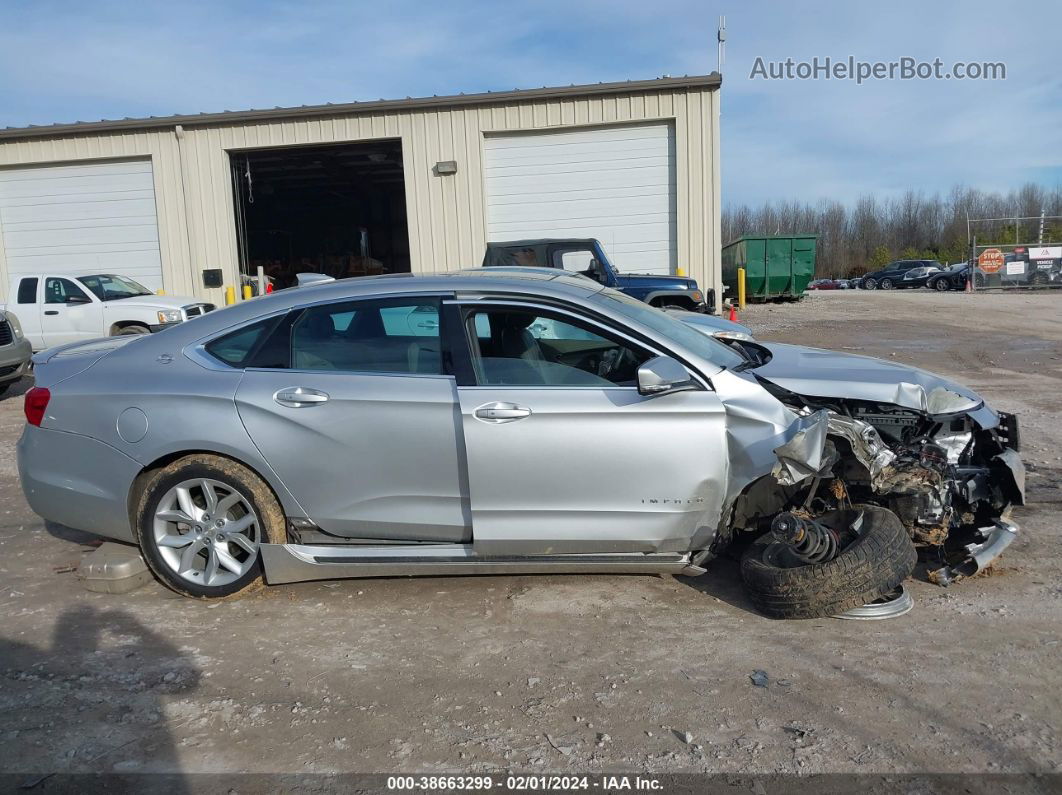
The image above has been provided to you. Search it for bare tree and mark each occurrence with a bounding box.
[721,181,1062,278]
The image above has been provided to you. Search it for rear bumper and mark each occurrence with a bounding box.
[17,425,140,542]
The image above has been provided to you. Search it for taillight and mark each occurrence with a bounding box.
[24,387,50,427]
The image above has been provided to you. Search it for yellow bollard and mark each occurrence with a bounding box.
[224,286,236,306]
[676,267,687,277]
[242,284,253,300]
[737,267,747,310]
[156,289,166,296]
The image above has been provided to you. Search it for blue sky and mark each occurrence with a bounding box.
[0,0,1058,206]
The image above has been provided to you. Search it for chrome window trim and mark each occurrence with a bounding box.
[245,366,455,382]
[184,290,454,372]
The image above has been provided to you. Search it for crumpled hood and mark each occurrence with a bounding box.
[753,342,986,416]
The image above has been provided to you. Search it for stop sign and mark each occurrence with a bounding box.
[978,248,1005,273]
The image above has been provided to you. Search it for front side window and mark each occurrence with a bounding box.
[44,277,90,304]
[465,307,649,387]
[550,246,606,281]
[551,247,594,272]
[287,299,443,374]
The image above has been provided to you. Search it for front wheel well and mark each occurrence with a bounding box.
[649,295,695,310]
[109,320,151,335]
[127,450,287,535]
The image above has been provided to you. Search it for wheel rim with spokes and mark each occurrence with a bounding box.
[152,478,261,587]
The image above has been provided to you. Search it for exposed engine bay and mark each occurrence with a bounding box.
[724,375,1025,587]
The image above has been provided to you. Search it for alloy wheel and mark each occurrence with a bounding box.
[152,478,261,587]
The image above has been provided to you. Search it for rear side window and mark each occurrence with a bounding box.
[485,246,548,267]
[204,318,277,367]
[17,278,37,304]
[286,299,443,374]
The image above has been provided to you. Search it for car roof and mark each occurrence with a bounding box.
[485,239,598,247]
[159,268,607,340]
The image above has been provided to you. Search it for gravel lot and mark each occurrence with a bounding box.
[1,289,1060,782]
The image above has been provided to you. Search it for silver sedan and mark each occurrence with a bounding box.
[18,270,1023,614]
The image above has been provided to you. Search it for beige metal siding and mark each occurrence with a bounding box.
[0,133,192,302]
[0,85,721,306]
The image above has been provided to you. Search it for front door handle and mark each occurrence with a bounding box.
[274,387,330,408]
[44,310,59,315]
[474,402,532,423]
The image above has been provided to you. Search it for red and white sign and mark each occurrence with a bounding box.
[1029,246,1061,260]
[978,248,1005,273]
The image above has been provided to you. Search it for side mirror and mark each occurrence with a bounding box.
[637,355,697,396]
[66,294,91,305]
[587,258,605,282]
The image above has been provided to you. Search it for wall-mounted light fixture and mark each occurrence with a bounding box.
[433,160,458,176]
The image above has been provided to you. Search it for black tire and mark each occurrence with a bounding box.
[135,454,286,599]
[1031,272,1048,286]
[740,506,916,620]
[879,278,894,290]
[863,278,877,290]
[116,324,150,336]
[933,278,950,292]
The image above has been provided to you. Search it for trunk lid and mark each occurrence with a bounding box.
[31,336,142,388]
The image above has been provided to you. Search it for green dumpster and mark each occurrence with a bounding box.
[722,235,817,302]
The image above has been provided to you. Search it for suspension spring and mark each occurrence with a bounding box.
[770,512,841,564]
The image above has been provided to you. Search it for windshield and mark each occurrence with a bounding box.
[587,289,747,370]
[78,274,154,301]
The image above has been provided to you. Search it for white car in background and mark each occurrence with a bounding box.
[2,273,215,351]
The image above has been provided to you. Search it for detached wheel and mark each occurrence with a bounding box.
[740,506,916,620]
[135,454,286,598]
[879,278,894,290]
[863,278,877,290]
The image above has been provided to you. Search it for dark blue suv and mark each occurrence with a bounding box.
[483,238,712,313]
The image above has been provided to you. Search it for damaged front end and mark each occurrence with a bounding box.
[753,381,1025,585]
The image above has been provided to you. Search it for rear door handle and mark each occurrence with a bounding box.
[44,310,59,315]
[474,402,532,423]
[274,387,330,408]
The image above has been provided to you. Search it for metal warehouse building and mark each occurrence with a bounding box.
[0,74,722,306]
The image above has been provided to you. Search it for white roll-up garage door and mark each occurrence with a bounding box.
[0,158,164,293]
[483,122,677,275]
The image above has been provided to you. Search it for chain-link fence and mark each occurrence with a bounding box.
[968,215,1062,291]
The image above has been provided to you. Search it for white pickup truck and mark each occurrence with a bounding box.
[2,273,216,351]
